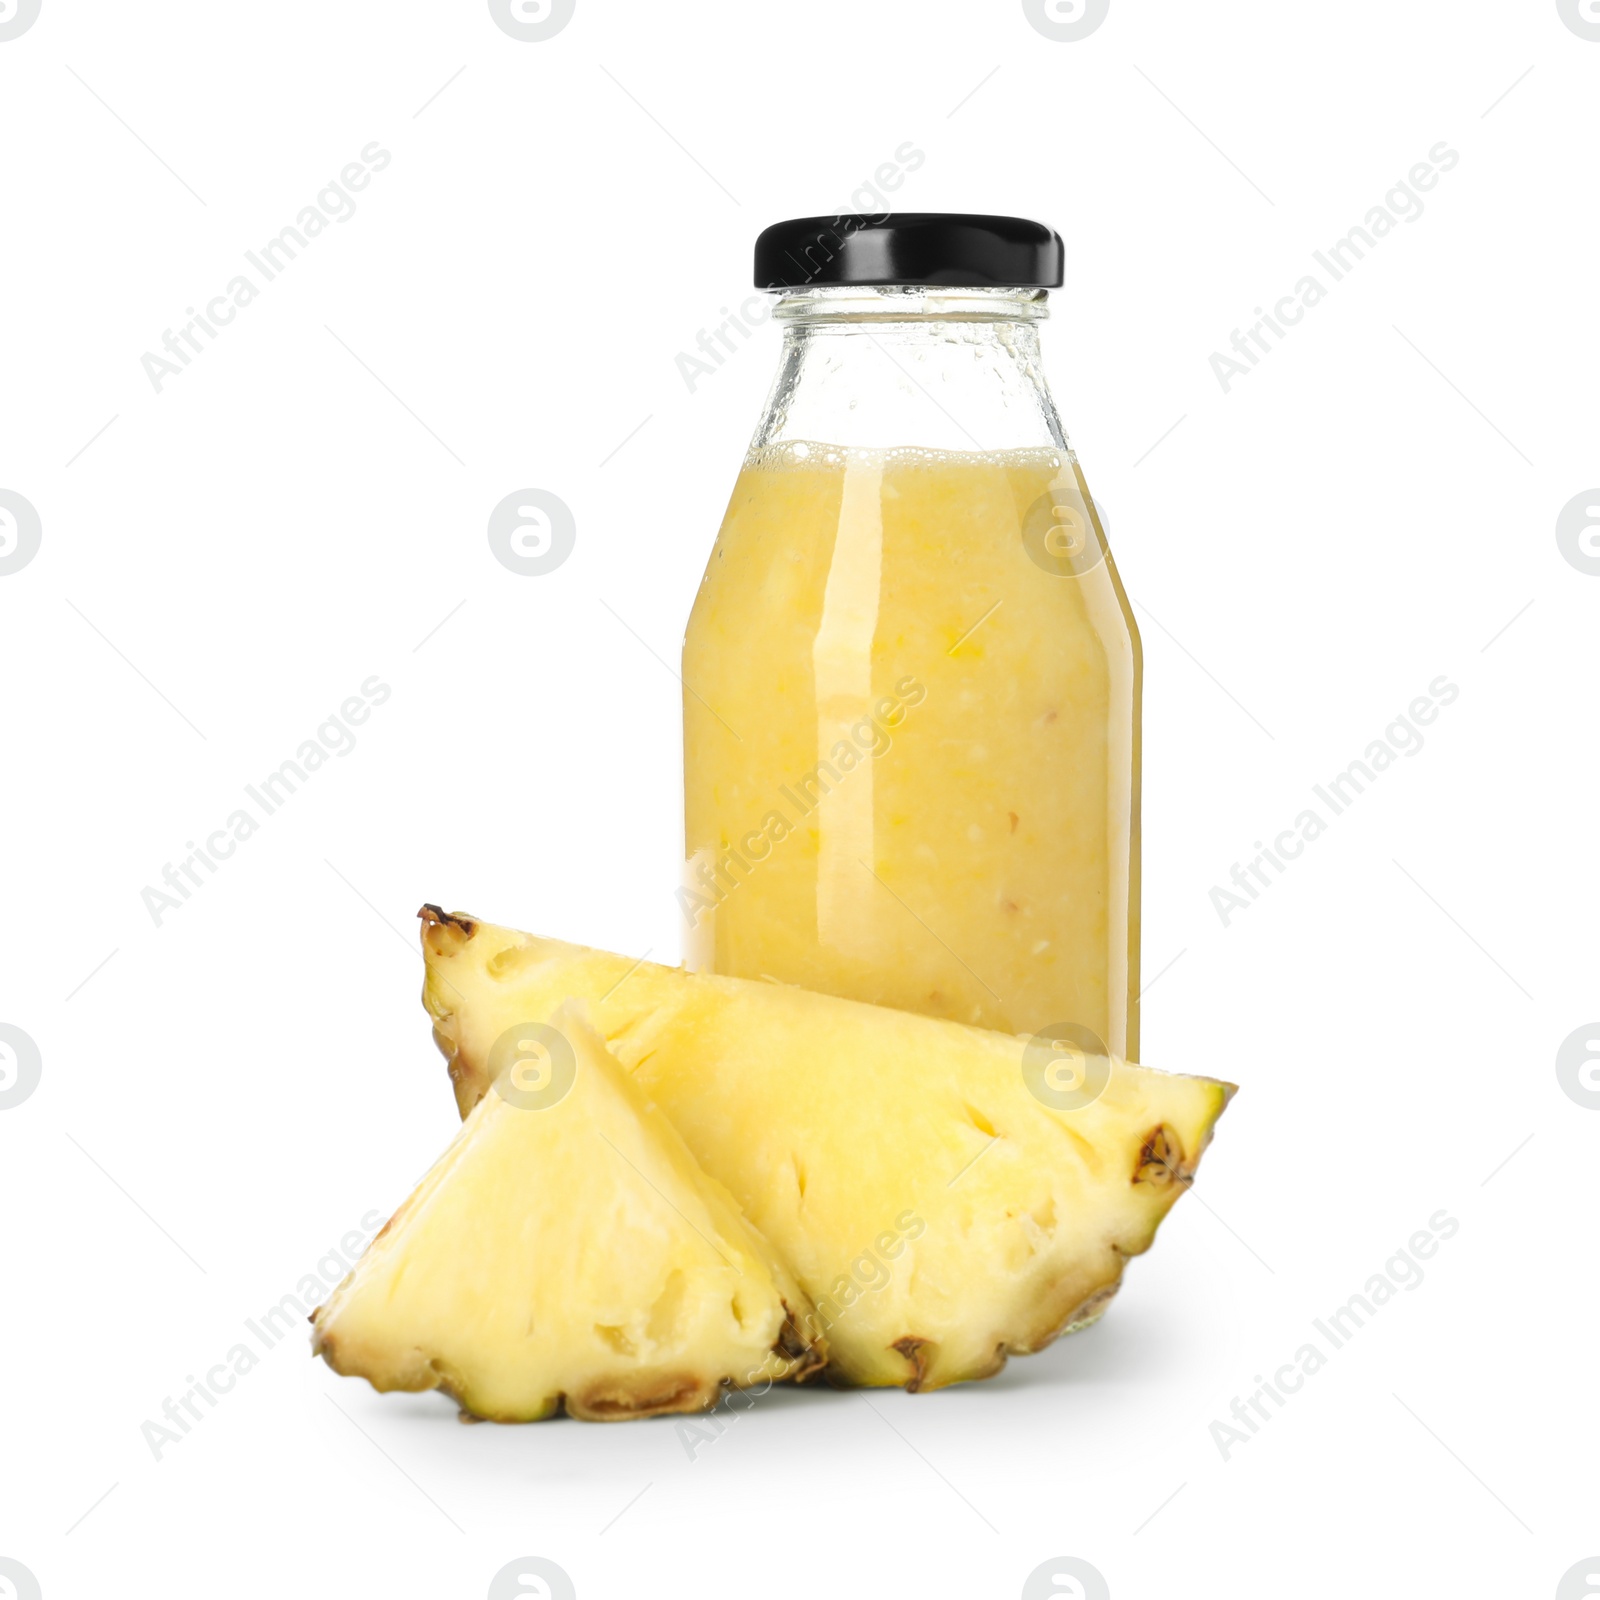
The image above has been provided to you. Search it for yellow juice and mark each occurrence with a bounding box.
[682,440,1141,1058]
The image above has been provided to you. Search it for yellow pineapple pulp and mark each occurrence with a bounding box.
[313,1000,824,1421]
[420,908,1233,1391]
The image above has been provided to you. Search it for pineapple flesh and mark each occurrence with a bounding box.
[313,1001,825,1421]
[420,908,1234,1392]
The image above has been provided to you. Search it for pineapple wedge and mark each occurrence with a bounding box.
[313,1001,824,1421]
[420,908,1234,1392]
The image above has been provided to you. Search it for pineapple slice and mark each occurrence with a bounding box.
[420,908,1234,1392]
[313,1001,824,1421]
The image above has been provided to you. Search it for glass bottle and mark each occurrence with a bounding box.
[681,215,1141,1059]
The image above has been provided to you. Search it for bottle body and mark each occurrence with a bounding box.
[682,288,1140,1058]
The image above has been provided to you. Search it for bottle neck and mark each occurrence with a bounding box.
[749,286,1068,458]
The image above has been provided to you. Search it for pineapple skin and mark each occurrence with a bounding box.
[419,909,1234,1392]
[313,1003,825,1421]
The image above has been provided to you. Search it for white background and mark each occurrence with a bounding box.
[2,2,1596,1596]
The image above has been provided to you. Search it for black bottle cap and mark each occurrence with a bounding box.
[755,213,1064,290]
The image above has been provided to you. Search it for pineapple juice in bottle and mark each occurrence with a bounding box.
[682,216,1141,1059]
